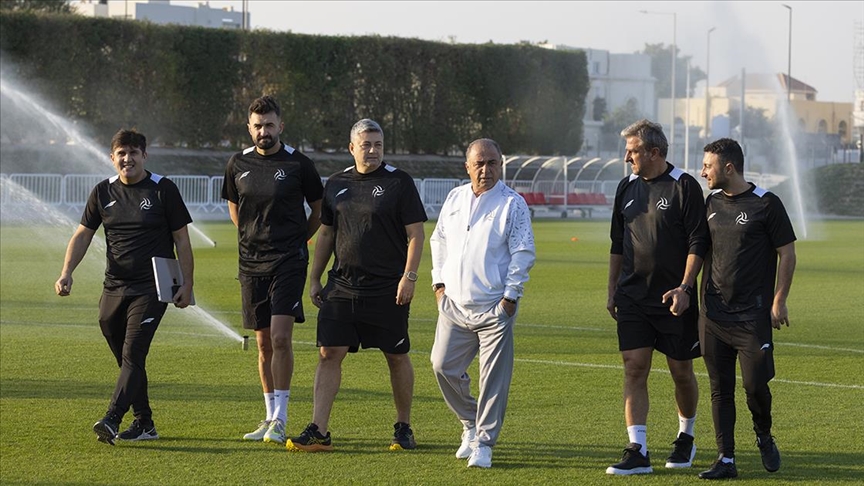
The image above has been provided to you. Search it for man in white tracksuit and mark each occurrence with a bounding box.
[430,138,536,468]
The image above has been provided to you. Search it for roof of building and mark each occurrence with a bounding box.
[717,72,817,94]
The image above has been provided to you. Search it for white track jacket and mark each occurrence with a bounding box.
[430,181,536,312]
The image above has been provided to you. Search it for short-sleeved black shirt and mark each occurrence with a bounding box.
[222,143,324,276]
[702,184,796,321]
[610,163,709,313]
[321,162,427,296]
[81,171,193,296]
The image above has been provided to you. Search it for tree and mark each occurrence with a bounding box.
[0,0,73,13]
[600,97,643,151]
[641,43,705,99]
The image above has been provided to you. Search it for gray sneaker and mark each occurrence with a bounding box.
[243,420,271,441]
[263,419,286,444]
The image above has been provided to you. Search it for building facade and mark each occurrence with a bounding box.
[540,44,656,154]
[73,0,248,30]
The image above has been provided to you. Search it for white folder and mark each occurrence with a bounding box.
[151,256,195,305]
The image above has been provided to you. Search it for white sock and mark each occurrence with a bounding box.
[264,392,275,421]
[273,389,290,425]
[678,413,696,437]
[720,455,734,464]
[627,425,648,454]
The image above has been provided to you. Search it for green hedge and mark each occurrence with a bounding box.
[0,12,588,154]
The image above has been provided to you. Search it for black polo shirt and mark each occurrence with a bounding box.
[81,171,192,295]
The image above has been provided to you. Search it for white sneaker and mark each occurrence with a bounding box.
[242,420,271,441]
[468,445,492,468]
[263,419,286,444]
[456,427,476,459]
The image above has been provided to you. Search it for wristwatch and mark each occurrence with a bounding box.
[403,271,418,282]
[679,283,693,296]
[432,283,446,291]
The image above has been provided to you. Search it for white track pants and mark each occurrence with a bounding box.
[430,295,515,447]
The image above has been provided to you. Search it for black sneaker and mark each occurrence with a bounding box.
[666,432,696,468]
[286,423,333,452]
[93,414,120,446]
[757,435,781,472]
[606,443,653,475]
[117,419,159,441]
[699,459,738,479]
[389,422,416,451]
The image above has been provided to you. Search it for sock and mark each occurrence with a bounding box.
[627,425,648,454]
[720,455,735,464]
[273,389,290,425]
[264,392,275,421]
[678,413,696,437]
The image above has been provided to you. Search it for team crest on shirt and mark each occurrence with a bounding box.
[274,169,286,181]
[372,185,385,197]
[736,212,749,225]
[139,198,152,210]
[656,197,670,210]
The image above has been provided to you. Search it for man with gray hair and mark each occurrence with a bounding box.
[287,119,427,453]
[430,138,535,468]
[606,119,709,475]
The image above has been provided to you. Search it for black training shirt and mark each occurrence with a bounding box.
[610,163,709,312]
[703,184,796,321]
[81,171,192,296]
[321,162,427,296]
[222,143,324,276]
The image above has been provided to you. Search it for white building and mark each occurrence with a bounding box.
[540,44,656,154]
[73,0,248,30]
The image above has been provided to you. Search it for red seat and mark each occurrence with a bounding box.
[532,192,547,205]
[591,193,607,205]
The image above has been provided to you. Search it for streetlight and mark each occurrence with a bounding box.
[640,10,677,163]
[705,27,716,141]
[782,4,792,102]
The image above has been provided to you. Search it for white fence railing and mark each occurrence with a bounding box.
[0,173,477,216]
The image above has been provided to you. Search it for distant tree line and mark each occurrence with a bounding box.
[0,12,589,155]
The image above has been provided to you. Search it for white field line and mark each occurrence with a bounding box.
[4,312,862,354]
[0,320,230,339]
[517,358,864,390]
[4,323,861,389]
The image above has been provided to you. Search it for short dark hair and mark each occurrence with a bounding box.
[620,119,668,158]
[703,138,744,173]
[249,95,281,118]
[110,129,146,154]
[466,138,502,160]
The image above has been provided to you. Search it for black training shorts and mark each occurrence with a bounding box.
[239,265,307,330]
[316,284,410,354]
[616,301,701,360]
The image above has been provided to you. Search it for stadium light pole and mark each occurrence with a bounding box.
[782,4,792,103]
[641,10,677,163]
[705,27,716,141]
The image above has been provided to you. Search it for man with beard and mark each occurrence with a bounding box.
[222,96,323,444]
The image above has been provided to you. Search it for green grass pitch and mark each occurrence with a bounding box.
[1,218,862,485]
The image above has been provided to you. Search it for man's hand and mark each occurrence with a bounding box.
[771,301,790,329]
[606,294,617,320]
[55,275,73,296]
[172,282,193,308]
[396,277,415,305]
[501,298,517,317]
[309,280,324,308]
[662,286,691,316]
